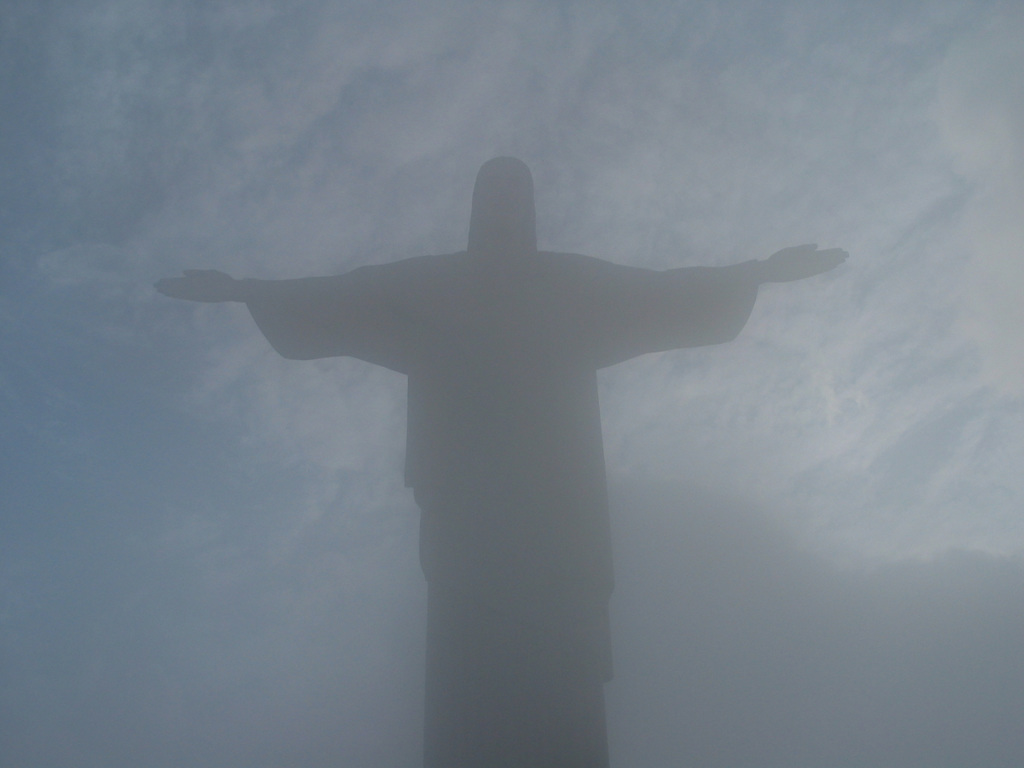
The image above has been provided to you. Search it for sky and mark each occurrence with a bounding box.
[1,1,1023,766]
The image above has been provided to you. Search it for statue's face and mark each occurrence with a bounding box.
[468,157,537,257]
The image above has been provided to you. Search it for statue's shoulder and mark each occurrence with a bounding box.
[537,251,635,281]
[349,251,470,284]
[539,251,627,267]
[370,251,470,275]
[371,251,621,274]
[395,251,469,266]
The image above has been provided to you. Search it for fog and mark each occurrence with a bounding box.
[3,1,1023,765]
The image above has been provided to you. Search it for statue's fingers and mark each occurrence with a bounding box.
[769,243,816,261]
[780,243,817,257]
[155,277,185,297]
[810,250,846,274]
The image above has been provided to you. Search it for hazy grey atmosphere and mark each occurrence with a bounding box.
[2,2,1023,767]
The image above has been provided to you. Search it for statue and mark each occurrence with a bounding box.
[157,157,845,767]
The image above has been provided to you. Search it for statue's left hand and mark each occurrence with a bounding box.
[760,244,847,283]
[155,269,243,302]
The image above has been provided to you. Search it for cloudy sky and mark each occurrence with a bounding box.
[2,1,1022,766]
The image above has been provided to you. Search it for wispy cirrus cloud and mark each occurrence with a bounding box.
[3,2,1023,765]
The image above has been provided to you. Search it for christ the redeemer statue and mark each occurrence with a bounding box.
[157,157,845,768]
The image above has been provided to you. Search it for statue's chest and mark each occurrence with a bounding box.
[417,274,586,368]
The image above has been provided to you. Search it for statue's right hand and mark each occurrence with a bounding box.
[155,270,242,302]
[761,244,847,283]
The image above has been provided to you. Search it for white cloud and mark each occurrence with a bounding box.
[28,0,1022,566]
[938,6,1024,393]
[8,2,1024,765]
[608,480,1024,768]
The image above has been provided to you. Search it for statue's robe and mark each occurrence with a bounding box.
[243,250,759,767]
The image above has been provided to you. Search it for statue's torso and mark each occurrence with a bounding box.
[392,252,615,606]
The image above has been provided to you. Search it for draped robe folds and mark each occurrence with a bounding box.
[243,250,759,767]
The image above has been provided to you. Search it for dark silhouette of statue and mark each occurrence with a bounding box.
[157,157,846,768]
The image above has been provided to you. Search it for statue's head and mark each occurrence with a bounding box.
[468,157,537,258]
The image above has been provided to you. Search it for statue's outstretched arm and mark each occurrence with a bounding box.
[590,244,846,367]
[155,266,411,372]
